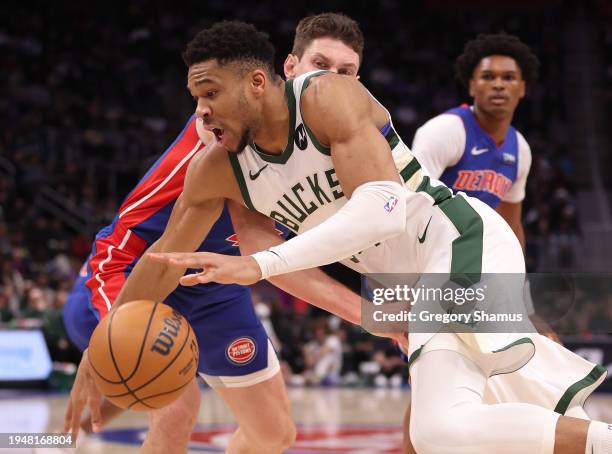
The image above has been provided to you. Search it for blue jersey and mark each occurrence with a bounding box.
[81,116,244,319]
[439,106,519,208]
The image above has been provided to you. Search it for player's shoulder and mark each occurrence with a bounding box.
[301,72,364,107]
[514,129,530,149]
[187,141,230,177]
[183,142,235,203]
[418,112,464,134]
[513,128,532,161]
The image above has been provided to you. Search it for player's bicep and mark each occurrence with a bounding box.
[155,145,230,252]
[303,77,400,197]
[331,125,401,197]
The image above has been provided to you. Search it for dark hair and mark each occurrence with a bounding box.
[292,13,364,63]
[182,21,276,75]
[455,33,540,89]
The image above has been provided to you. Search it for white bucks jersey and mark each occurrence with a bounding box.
[228,71,445,274]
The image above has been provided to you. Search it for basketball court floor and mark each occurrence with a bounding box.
[1,387,611,453]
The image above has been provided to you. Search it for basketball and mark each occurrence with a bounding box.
[87,300,199,411]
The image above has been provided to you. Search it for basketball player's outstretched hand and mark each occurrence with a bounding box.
[63,349,103,441]
[148,252,263,285]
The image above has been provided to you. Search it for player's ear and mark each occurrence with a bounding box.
[250,70,266,97]
[284,54,298,79]
[519,80,526,99]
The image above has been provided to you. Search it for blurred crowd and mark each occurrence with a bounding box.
[605,3,612,143]
[0,1,608,377]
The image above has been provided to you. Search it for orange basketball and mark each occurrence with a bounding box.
[87,300,199,411]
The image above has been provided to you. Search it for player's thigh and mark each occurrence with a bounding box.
[171,287,278,381]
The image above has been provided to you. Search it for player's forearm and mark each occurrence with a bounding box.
[113,240,185,308]
[269,270,361,326]
[114,196,224,309]
[232,205,362,325]
[253,181,408,279]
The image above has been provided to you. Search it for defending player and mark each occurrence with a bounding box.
[150,22,610,454]
[62,13,383,453]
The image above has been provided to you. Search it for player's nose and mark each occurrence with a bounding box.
[195,100,212,120]
[492,76,505,89]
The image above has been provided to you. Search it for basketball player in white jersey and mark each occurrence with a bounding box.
[404,33,561,452]
[147,21,610,454]
[64,14,404,454]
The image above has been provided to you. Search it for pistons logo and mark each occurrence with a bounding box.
[226,337,257,365]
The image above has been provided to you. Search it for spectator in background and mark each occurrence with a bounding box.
[302,317,344,386]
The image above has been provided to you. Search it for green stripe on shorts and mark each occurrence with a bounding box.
[554,364,608,415]
[417,177,483,286]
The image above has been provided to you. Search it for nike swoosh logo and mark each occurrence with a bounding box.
[249,164,269,180]
[471,146,489,156]
[418,216,432,243]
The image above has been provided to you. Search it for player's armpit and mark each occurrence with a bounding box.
[300,74,401,198]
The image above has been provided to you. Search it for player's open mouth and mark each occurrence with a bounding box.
[212,128,225,144]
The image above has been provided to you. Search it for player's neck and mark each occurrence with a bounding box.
[252,82,290,155]
[472,105,513,147]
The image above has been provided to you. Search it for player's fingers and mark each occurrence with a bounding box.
[70,400,84,441]
[148,252,212,268]
[63,399,73,433]
[180,271,212,286]
[88,395,103,433]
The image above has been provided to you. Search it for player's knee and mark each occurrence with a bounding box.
[251,416,296,450]
[149,381,201,441]
[410,408,477,454]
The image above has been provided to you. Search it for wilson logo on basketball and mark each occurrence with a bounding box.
[226,337,256,365]
[150,310,183,356]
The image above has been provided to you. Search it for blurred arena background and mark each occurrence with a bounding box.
[0,0,611,452]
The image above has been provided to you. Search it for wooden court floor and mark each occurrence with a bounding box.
[0,388,611,453]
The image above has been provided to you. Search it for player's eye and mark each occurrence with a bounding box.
[206,90,217,98]
[314,61,328,69]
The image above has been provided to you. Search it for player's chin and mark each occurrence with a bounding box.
[485,104,511,118]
